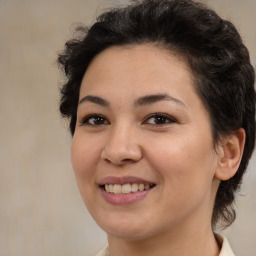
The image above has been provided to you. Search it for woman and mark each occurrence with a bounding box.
[58,0,255,255]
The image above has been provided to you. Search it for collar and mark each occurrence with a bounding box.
[215,233,235,256]
[96,246,109,256]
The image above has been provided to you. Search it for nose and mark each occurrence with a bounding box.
[101,123,143,165]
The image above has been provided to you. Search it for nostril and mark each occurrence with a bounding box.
[103,157,136,165]
[122,158,133,162]
[101,141,143,165]
[104,158,111,164]
[122,158,136,163]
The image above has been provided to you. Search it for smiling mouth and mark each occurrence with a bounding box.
[100,183,156,194]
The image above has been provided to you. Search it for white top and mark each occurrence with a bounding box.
[96,233,235,256]
[216,233,235,256]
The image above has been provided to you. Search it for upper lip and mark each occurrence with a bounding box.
[98,176,155,186]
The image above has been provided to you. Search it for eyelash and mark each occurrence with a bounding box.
[143,113,176,126]
[79,113,176,127]
[79,114,109,126]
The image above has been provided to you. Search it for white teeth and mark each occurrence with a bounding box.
[138,184,144,191]
[105,184,110,192]
[122,184,131,194]
[145,184,150,190]
[131,183,139,192]
[113,184,122,194]
[109,184,114,193]
[104,183,153,194]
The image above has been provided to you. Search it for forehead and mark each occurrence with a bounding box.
[80,44,194,97]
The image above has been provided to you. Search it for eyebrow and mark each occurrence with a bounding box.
[79,95,110,106]
[79,93,186,108]
[135,93,186,107]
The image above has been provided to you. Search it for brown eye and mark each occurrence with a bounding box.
[144,113,176,126]
[80,114,109,126]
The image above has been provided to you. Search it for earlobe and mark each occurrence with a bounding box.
[215,128,246,181]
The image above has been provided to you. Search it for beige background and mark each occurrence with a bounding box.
[0,0,255,256]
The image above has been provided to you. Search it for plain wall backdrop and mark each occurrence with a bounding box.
[0,0,255,256]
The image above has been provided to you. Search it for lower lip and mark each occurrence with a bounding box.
[100,187,153,205]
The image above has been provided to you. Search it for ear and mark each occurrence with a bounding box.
[214,128,246,181]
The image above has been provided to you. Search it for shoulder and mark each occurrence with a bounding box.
[215,233,235,256]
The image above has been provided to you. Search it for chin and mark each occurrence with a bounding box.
[96,213,153,240]
[105,226,152,241]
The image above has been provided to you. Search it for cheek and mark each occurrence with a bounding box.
[145,135,217,225]
[145,131,217,191]
[71,133,101,184]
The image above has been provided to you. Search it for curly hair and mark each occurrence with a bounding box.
[58,0,255,229]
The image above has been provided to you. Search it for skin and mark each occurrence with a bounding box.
[71,44,245,256]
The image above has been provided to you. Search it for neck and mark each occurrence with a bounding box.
[107,219,220,256]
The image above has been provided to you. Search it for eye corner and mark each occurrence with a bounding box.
[79,113,110,127]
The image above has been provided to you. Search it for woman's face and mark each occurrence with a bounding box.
[71,44,220,240]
